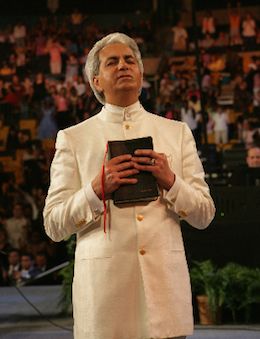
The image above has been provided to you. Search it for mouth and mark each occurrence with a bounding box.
[117,74,133,79]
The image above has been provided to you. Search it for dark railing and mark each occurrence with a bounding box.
[211,186,260,223]
[182,186,260,267]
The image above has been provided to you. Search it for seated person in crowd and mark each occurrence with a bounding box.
[229,145,260,186]
[5,248,21,285]
[15,253,37,286]
[29,251,61,285]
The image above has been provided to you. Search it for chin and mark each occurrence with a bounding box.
[117,84,138,91]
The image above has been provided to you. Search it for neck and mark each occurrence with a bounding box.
[106,92,139,108]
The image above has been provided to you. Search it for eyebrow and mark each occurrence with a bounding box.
[105,54,135,62]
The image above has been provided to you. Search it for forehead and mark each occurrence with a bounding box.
[10,252,19,257]
[22,256,30,261]
[99,43,135,60]
[248,148,260,157]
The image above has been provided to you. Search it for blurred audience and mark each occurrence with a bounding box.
[0,4,259,286]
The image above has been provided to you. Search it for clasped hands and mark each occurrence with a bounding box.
[92,149,175,200]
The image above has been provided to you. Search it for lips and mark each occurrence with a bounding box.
[117,74,132,79]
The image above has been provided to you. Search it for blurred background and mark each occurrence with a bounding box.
[0,0,259,329]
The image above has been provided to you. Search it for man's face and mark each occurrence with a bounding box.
[13,204,23,218]
[93,43,142,104]
[21,255,32,270]
[35,255,47,267]
[247,147,260,168]
[8,251,20,265]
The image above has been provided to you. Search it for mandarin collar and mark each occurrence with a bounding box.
[98,101,145,123]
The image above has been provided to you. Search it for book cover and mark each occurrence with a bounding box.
[108,136,159,205]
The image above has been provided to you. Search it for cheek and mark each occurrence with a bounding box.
[99,74,113,90]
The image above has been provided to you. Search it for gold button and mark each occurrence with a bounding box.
[178,210,187,218]
[139,249,146,255]
[125,124,130,130]
[137,214,144,221]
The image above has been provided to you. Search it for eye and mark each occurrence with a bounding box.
[126,57,136,64]
[106,58,117,66]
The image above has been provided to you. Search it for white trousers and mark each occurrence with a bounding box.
[214,130,228,144]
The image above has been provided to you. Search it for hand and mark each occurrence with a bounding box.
[92,154,139,200]
[13,271,21,280]
[132,149,175,191]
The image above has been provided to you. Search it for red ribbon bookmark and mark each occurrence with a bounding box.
[101,142,108,233]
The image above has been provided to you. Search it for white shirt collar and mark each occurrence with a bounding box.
[98,101,145,123]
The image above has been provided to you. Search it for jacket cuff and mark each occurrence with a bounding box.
[164,175,182,205]
[84,183,104,219]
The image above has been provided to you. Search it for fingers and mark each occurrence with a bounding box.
[132,151,170,182]
[132,162,155,172]
[132,152,166,169]
[99,151,171,198]
[117,168,139,178]
[92,154,138,199]
[108,160,136,173]
[104,169,138,198]
[110,154,132,164]
[104,160,139,191]
[134,151,174,191]
[134,149,155,157]
[118,177,138,184]
[106,168,139,182]
[107,154,137,172]
[134,150,167,162]
[131,156,156,166]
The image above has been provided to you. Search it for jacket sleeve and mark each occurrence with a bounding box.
[43,130,102,242]
[164,123,215,229]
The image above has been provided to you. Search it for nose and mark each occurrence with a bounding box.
[118,58,128,70]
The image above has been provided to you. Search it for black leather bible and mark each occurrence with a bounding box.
[108,136,159,205]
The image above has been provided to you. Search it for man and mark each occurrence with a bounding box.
[16,253,36,285]
[247,145,260,168]
[43,33,215,339]
[30,251,58,285]
[230,145,260,186]
[6,248,21,285]
[212,106,229,146]
[4,203,29,250]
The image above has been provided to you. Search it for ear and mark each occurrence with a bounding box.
[93,76,103,93]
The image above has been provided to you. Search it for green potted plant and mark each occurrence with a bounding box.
[190,260,260,325]
[220,263,260,323]
[244,267,260,323]
[190,260,225,324]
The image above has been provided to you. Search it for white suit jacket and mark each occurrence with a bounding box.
[44,101,215,339]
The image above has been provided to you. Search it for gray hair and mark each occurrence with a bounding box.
[84,32,144,105]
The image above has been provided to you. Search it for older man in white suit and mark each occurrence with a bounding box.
[43,32,215,339]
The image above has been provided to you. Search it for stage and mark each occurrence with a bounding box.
[0,286,259,338]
